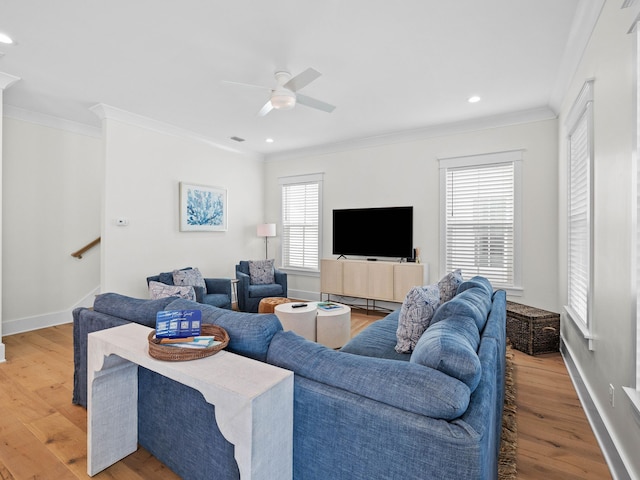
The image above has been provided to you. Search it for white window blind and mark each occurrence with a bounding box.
[567,112,590,326]
[565,79,593,334]
[280,174,322,271]
[443,160,516,288]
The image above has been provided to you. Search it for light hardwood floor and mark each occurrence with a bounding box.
[0,309,612,479]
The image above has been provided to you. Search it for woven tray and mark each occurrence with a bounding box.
[148,324,229,361]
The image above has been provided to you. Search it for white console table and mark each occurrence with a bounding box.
[87,323,293,479]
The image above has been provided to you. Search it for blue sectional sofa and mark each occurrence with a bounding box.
[73,276,506,480]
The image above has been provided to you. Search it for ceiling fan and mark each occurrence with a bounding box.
[223,68,336,116]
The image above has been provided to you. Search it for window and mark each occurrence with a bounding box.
[280,173,323,271]
[565,80,594,340]
[439,150,522,292]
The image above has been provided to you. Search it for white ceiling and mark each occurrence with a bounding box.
[0,0,600,158]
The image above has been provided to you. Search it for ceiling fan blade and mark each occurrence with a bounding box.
[284,68,321,92]
[221,79,271,91]
[296,93,336,113]
[258,100,274,116]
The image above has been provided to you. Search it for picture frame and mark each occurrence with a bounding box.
[179,182,228,231]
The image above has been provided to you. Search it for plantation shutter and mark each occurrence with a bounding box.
[280,174,322,270]
[442,155,518,288]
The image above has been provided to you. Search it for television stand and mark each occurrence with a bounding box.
[320,258,426,304]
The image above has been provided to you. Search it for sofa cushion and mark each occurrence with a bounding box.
[430,285,492,332]
[248,259,275,285]
[395,284,440,353]
[457,275,493,297]
[173,267,206,289]
[410,316,482,392]
[437,268,463,303]
[166,298,282,362]
[148,281,196,301]
[92,293,176,327]
[341,310,410,361]
[268,331,471,420]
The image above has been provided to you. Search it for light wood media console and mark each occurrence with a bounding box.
[321,259,426,304]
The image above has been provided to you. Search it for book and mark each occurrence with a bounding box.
[159,336,221,349]
[317,302,342,311]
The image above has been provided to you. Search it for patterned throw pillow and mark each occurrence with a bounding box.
[395,284,441,353]
[437,269,463,304]
[148,281,196,301]
[248,259,275,285]
[173,267,206,289]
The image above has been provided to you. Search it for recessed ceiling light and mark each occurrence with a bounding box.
[0,32,14,45]
[468,95,481,103]
[266,138,274,143]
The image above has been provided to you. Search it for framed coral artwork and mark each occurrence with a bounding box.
[179,182,228,231]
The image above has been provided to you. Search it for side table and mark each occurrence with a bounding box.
[313,302,351,349]
[87,323,293,479]
[274,302,318,341]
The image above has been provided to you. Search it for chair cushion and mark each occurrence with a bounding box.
[248,259,275,285]
[248,283,284,298]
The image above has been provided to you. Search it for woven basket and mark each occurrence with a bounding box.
[148,324,229,361]
[506,301,559,356]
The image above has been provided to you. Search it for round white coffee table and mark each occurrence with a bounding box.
[274,302,318,341]
[312,302,351,349]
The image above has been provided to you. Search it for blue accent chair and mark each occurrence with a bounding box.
[146,267,232,310]
[235,260,287,312]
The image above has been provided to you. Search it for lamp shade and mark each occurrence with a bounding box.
[257,223,276,237]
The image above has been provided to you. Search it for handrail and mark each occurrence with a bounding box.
[71,237,101,259]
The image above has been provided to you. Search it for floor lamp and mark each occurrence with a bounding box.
[257,223,276,259]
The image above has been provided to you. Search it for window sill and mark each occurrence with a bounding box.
[564,305,594,350]
[279,267,320,277]
[623,387,640,422]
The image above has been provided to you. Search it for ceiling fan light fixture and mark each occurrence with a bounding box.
[270,90,296,110]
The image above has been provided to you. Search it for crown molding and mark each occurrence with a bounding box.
[548,0,606,113]
[90,103,263,161]
[0,71,20,90]
[264,106,557,162]
[3,105,102,137]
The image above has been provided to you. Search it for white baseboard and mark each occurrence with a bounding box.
[560,337,633,480]
[3,286,101,336]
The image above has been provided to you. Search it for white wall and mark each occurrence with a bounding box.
[558,1,640,477]
[264,118,559,312]
[99,114,266,298]
[2,117,102,334]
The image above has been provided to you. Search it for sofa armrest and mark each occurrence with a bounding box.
[267,331,470,420]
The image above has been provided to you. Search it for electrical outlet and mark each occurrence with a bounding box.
[609,384,615,407]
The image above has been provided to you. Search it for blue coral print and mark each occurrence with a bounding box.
[187,188,224,226]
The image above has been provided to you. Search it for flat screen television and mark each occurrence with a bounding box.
[332,206,413,259]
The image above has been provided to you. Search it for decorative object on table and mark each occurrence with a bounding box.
[146,267,232,309]
[506,301,560,355]
[179,182,227,231]
[155,310,201,338]
[317,301,342,311]
[235,260,288,312]
[148,324,229,361]
[257,223,276,259]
